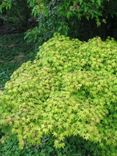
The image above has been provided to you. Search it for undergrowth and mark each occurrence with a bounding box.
[0,33,35,90]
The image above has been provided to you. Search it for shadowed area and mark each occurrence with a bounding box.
[0,33,35,90]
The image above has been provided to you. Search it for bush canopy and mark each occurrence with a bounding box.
[0,35,117,155]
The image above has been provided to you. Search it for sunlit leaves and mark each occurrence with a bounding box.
[0,35,117,154]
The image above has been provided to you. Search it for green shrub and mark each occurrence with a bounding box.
[25,0,117,45]
[1,0,117,44]
[27,0,105,20]
[0,35,117,155]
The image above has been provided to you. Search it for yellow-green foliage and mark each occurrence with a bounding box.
[0,35,117,154]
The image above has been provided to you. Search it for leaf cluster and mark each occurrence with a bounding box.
[0,34,117,155]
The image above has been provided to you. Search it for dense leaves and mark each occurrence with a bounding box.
[25,0,117,46]
[0,35,117,155]
[1,0,117,44]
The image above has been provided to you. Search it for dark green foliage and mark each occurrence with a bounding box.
[1,0,117,44]
[0,35,117,155]
[6,0,30,30]
[25,0,117,45]
[0,33,35,90]
[0,0,31,32]
[25,1,69,46]
[1,135,114,156]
